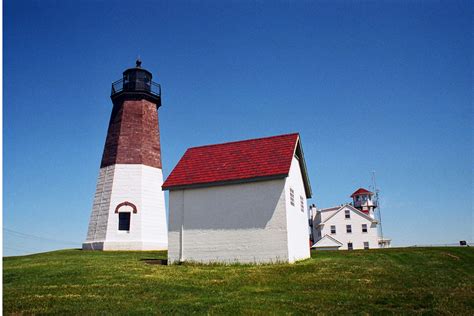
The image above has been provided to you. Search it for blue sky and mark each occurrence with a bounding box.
[4,0,472,256]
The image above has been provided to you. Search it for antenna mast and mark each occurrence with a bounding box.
[372,171,384,247]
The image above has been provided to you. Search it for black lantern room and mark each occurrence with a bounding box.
[111,59,162,107]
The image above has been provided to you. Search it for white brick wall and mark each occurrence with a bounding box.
[168,179,290,264]
[168,157,312,264]
[85,165,115,244]
[285,156,311,262]
[83,164,168,250]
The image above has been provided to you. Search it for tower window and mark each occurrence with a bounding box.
[346,225,352,233]
[330,225,336,234]
[345,210,350,219]
[348,242,353,250]
[118,212,131,231]
[364,242,369,250]
[290,188,295,206]
[300,196,305,212]
[362,224,368,233]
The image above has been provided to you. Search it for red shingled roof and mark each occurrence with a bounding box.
[163,133,311,196]
[350,188,373,197]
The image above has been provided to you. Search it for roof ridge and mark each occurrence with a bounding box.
[323,234,343,245]
[344,204,377,222]
[187,133,299,150]
[312,234,343,247]
[319,206,341,211]
[350,188,373,197]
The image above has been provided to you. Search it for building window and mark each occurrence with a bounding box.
[290,188,295,206]
[330,225,336,234]
[348,242,353,250]
[362,224,368,233]
[345,210,350,219]
[300,196,305,212]
[364,242,369,250]
[346,225,352,233]
[118,212,131,231]
[318,231,321,237]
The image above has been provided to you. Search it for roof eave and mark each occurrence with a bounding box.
[294,135,312,198]
[162,173,289,191]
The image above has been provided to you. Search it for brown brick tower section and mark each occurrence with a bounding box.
[101,99,162,169]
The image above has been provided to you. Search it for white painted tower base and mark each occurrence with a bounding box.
[83,164,168,250]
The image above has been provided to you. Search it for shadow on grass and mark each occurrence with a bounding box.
[140,258,168,265]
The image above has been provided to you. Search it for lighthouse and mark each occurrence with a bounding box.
[83,60,168,250]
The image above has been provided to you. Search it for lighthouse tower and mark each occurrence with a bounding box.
[83,60,168,250]
[350,188,377,218]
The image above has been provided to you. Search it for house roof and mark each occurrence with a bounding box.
[319,206,341,212]
[350,188,373,197]
[312,235,343,248]
[162,133,312,197]
[318,204,377,225]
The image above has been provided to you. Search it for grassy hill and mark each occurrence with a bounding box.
[3,247,473,314]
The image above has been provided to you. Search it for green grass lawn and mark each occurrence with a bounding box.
[3,247,474,315]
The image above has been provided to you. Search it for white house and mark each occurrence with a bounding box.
[162,133,313,264]
[310,188,391,250]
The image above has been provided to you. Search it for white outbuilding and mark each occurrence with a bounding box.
[162,133,313,264]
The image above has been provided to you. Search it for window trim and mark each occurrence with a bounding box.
[330,225,336,234]
[115,201,138,214]
[346,224,352,234]
[118,212,131,231]
[362,224,368,233]
[345,210,350,219]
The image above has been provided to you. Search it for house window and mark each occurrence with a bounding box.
[345,210,350,219]
[118,212,131,231]
[348,242,353,250]
[318,231,321,237]
[330,225,336,234]
[346,225,352,233]
[364,242,369,250]
[362,224,368,233]
[300,196,305,212]
[290,188,295,206]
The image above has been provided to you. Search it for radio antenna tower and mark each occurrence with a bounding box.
[372,171,384,246]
